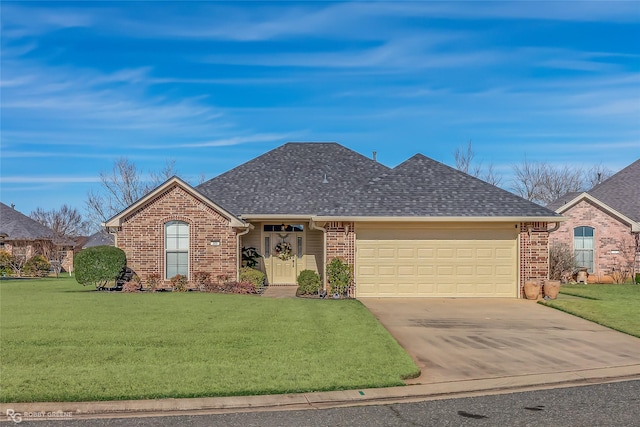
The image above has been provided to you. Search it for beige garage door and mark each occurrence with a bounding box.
[356,224,518,297]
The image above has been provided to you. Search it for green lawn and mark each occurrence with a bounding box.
[543,284,640,338]
[0,276,419,403]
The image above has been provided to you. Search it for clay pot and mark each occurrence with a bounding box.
[524,279,541,300]
[543,280,561,300]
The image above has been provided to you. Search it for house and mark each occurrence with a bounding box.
[104,142,562,298]
[0,202,75,273]
[547,159,640,283]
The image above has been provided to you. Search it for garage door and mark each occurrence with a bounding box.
[356,224,518,297]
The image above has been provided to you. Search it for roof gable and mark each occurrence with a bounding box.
[104,176,247,228]
[321,154,561,218]
[551,192,639,232]
[196,142,390,216]
[587,159,640,223]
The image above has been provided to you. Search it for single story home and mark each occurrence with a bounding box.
[105,142,562,298]
[0,202,75,273]
[547,159,640,283]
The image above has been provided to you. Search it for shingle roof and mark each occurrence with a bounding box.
[0,202,57,241]
[83,231,115,248]
[546,192,582,212]
[322,154,560,217]
[197,142,390,216]
[587,159,640,222]
[197,143,560,219]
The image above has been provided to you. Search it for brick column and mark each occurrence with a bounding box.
[520,222,549,297]
[325,221,355,265]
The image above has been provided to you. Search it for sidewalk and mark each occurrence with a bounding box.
[2,364,640,419]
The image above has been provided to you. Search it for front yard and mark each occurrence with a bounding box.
[543,284,640,338]
[0,277,419,403]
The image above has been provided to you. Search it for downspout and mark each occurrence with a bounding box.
[547,222,560,233]
[310,219,327,291]
[236,223,253,280]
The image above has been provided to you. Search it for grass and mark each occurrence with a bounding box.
[543,284,640,338]
[0,276,419,403]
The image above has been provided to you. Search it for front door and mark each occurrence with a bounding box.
[263,224,304,285]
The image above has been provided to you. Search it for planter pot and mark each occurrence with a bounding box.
[524,279,541,300]
[543,280,561,300]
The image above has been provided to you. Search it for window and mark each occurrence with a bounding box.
[264,236,270,258]
[297,236,303,258]
[574,226,594,273]
[165,221,189,279]
[263,224,304,232]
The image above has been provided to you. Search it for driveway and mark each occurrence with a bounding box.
[361,298,640,384]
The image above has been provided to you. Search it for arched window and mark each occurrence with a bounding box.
[574,226,594,273]
[165,221,189,279]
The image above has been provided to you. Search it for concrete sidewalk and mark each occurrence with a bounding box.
[2,365,640,419]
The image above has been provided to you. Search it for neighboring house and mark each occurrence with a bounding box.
[548,159,640,283]
[0,202,75,273]
[82,231,115,248]
[105,142,562,298]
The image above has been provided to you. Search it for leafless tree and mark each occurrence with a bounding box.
[30,205,90,238]
[86,157,176,227]
[584,164,614,189]
[511,158,602,206]
[453,140,502,186]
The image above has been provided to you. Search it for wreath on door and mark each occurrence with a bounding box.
[274,242,293,260]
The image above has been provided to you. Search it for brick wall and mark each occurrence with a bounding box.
[325,221,355,265]
[550,199,635,282]
[520,222,549,297]
[115,185,238,285]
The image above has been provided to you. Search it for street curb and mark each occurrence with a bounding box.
[2,365,640,419]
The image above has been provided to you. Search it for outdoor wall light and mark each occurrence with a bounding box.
[210,239,221,246]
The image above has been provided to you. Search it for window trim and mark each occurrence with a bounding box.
[165,220,189,279]
[573,226,595,273]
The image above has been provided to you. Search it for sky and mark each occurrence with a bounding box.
[1,1,639,220]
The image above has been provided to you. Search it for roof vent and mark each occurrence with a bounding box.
[373,151,377,161]
[322,173,329,184]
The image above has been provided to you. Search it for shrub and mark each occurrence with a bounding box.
[229,281,258,294]
[23,255,51,277]
[192,271,212,292]
[297,269,321,295]
[74,245,127,289]
[146,273,162,292]
[122,281,141,293]
[239,267,265,290]
[0,250,12,275]
[549,243,575,282]
[170,274,189,292]
[327,257,352,297]
[241,247,262,268]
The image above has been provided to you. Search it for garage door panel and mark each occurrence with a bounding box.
[356,225,517,297]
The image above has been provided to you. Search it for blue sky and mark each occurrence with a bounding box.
[1,1,639,217]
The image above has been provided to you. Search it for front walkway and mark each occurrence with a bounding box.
[261,285,297,298]
[361,297,640,384]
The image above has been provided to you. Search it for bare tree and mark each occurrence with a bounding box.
[30,205,90,238]
[512,158,612,206]
[86,157,177,227]
[453,141,502,186]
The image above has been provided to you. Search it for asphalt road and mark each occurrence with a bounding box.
[5,380,640,426]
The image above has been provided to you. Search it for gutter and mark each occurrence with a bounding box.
[236,224,254,280]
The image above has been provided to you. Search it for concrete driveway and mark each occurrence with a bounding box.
[361,298,640,384]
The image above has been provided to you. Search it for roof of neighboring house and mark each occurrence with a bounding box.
[0,202,76,246]
[197,143,560,219]
[197,142,391,216]
[587,159,640,223]
[546,192,582,212]
[322,154,559,217]
[83,231,115,248]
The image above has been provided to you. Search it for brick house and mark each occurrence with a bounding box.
[0,202,75,274]
[547,159,640,283]
[105,142,562,298]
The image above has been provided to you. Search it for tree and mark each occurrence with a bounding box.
[74,245,127,289]
[511,158,612,206]
[453,141,502,186]
[86,157,176,227]
[30,205,90,238]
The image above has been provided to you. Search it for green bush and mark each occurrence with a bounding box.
[297,269,321,295]
[239,267,265,290]
[23,255,51,277]
[74,245,126,289]
[0,250,13,276]
[327,257,353,297]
